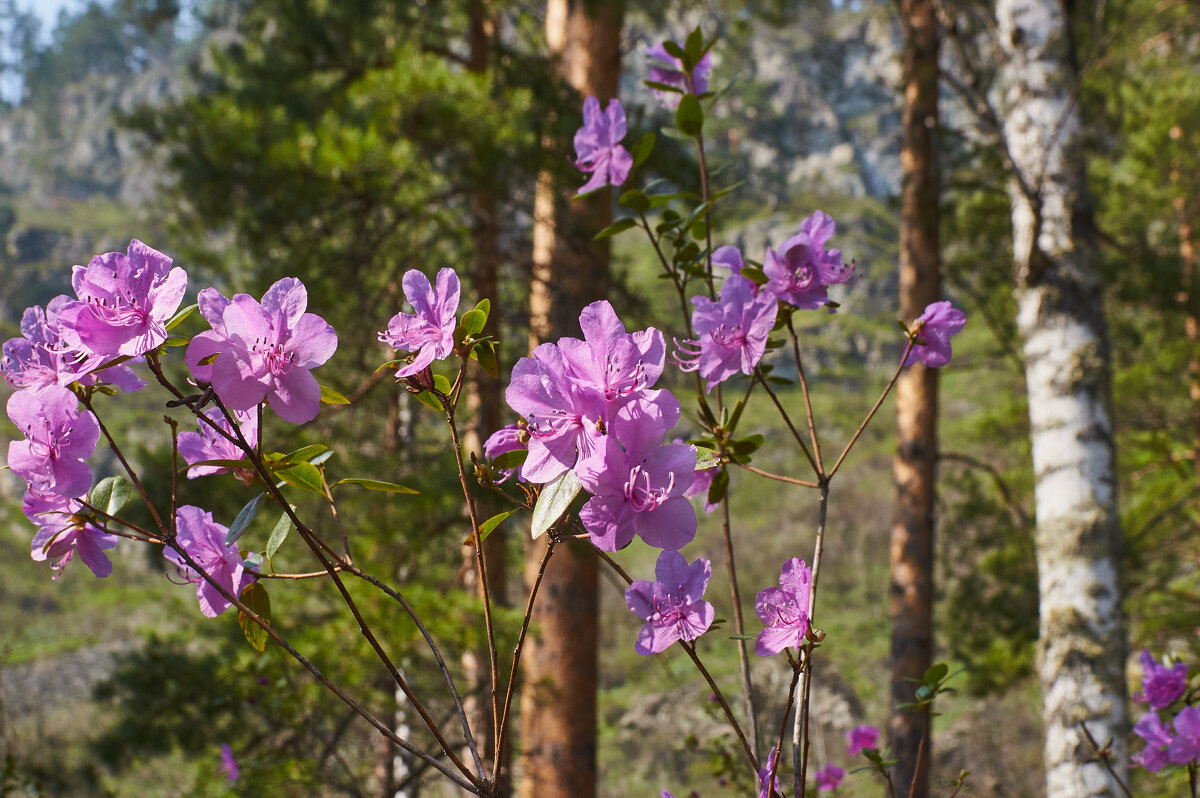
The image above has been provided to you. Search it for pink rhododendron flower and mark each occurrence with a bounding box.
[7,385,99,498]
[25,489,117,579]
[483,424,527,484]
[1169,706,1200,765]
[763,233,831,311]
[165,505,256,618]
[56,239,186,358]
[574,96,633,195]
[1133,711,1173,772]
[755,557,812,656]
[800,210,855,286]
[505,300,667,483]
[2,298,143,392]
[1135,650,1188,710]
[647,40,712,108]
[624,550,714,655]
[757,746,783,798]
[177,407,259,481]
[675,272,777,391]
[815,762,845,792]
[847,725,880,756]
[379,268,461,378]
[186,278,338,424]
[903,301,966,368]
[575,397,696,551]
[220,743,239,781]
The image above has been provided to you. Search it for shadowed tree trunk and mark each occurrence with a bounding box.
[889,1,939,795]
[518,2,622,798]
[996,1,1127,795]
[461,0,508,790]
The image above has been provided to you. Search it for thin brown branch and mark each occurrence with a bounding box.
[732,460,820,488]
[827,340,915,479]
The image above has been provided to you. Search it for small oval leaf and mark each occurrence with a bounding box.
[238,581,271,653]
[531,469,582,540]
[227,494,266,545]
[332,478,419,495]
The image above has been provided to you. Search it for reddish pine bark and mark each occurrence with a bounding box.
[890,2,939,796]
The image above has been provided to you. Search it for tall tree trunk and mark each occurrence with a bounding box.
[519,3,622,798]
[996,2,1127,795]
[889,1,939,795]
[461,0,507,789]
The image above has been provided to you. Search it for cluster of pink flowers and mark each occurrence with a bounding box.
[1131,650,1198,772]
[3,241,339,618]
[2,240,184,578]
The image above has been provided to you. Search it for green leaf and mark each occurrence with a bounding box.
[648,192,689,208]
[644,80,685,95]
[675,94,704,137]
[165,303,198,331]
[660,126,692,141]
[661,40,685,59]
[198,352,220,367]
[460,308,487,337]
[492,449,529,470]
[319,384,350,405]
[531,469,582,540]
[227,494,266,545]
[478,510,517,543]
[618,189,650,214]
[594,217,638,240]
[309,450,334,466]
[630,131,656,169]
[924,663,950,684]
[162,336,190,348]
[469,339,500,378]
[683,27,703,70]
[433,374,453,395]
[709,180,746,202]
[180,457,251,472]
[414,390,444,412]
[706,468,729,505]
[332,477,419,495]
[88,476,133,517]
[274,462,325,495]
[238,582,271,653]
[375,359,403,376]
[738,265,769,286]
[695,447,722,470]
[265,512,292,559]
[474,297,491,321]
[281,444,329,465]
[731,434,764,458]
[727,399,746,434]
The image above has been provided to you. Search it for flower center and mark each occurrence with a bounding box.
[623,465,674,512]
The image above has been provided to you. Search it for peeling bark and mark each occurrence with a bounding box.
[996,1,1127,795]
[889,1,940,795]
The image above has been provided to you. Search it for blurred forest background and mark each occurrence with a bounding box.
[0,0,1196,796]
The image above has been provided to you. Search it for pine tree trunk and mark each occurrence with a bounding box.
[519,3,622,797]
[996,2,1127,795]
[461,1,507,789]
[889,1,939,795]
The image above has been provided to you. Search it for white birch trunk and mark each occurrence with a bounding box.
[996,2,1127,796]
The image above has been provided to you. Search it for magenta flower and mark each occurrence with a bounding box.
[624,550,714,655]
[25,489,117,579]
[675,273,777,391]
[505,300,666,483]
[846,725,880,756]
[815,762,845,792]
[1169,706,1200,766]
[576,397,696,551]
[165,505,256,618]
[56,240,187,358]
[755,558,813,657]
[763,233,831,311]
[903,301,967,368]
[800,211,855,286]
[483,424,527,484]
[220,743,239,782]
[1135,650,1188,710]
[7,385,99,498]
[757,746,783,798]
[1133,711,1173,772]
[186,278,338,424]
[647,40,712,108]
[177,407,258,482]
[574,96,633,196]
[379,268,461,378]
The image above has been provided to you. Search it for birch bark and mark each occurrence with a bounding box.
[996,2,1127,795]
